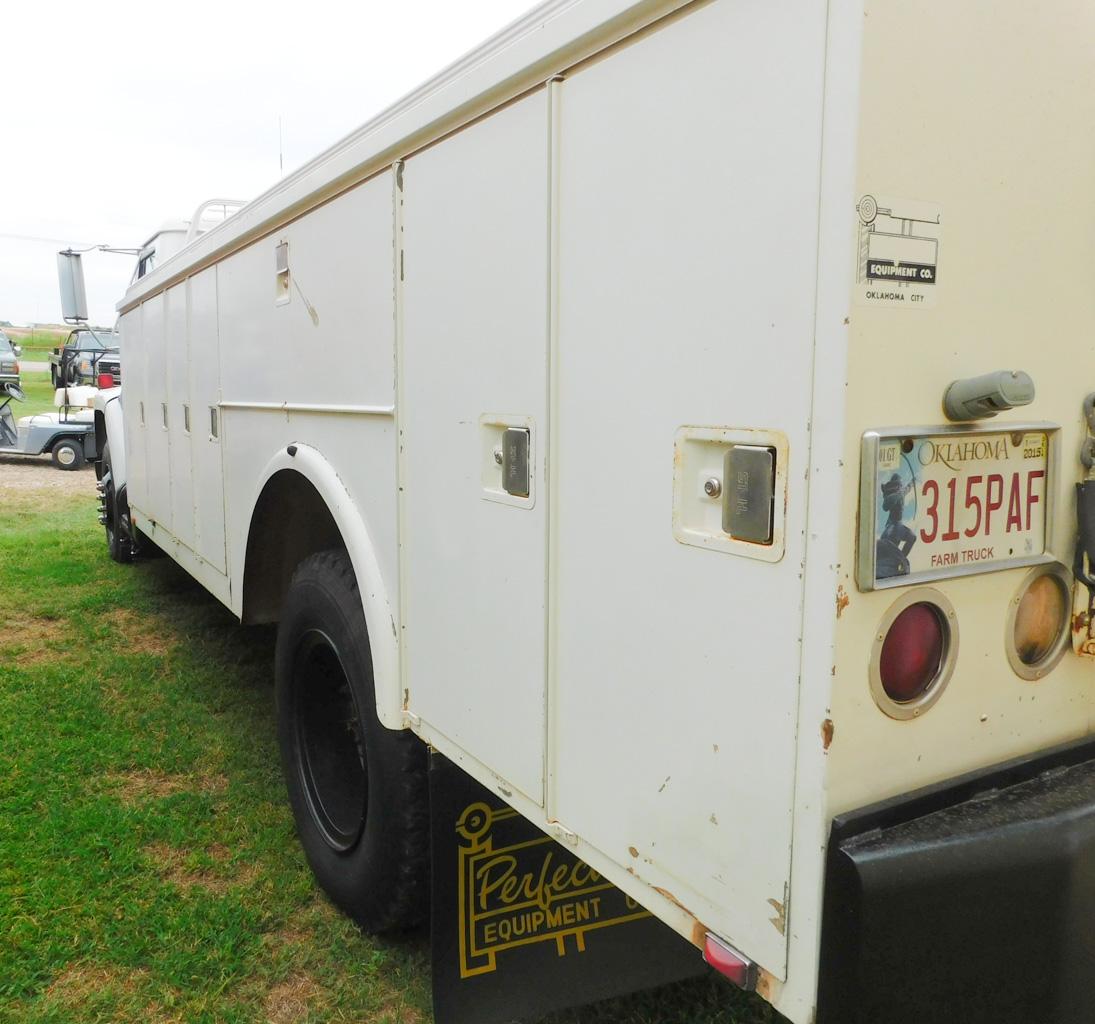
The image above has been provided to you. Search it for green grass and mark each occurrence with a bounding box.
[0,489,777,1024]
[14,371,56,419]
[6,328,68,362]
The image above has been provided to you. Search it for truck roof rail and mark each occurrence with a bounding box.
[185,199,247,243]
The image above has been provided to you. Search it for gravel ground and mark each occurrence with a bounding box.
[0,453,97,498]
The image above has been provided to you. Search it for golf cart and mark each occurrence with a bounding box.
[0,380,96,470]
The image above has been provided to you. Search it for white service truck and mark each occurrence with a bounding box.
[89,2,1095,1022]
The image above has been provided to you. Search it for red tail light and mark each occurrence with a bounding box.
[879,603,946,702]
[98,373,115,389]
[870,590,957,719]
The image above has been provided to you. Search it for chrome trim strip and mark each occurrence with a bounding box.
[218,401,395,417]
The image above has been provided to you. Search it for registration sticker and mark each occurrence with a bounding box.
[857,426,1057,590]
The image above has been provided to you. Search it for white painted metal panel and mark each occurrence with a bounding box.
[119,309,148,514]
[217,180,395,411]
[401,90,550,805]
[141,291,172,531]
[165,283,195,551]
[216,177,397,605]
[550,0,827,975]
[188,268,227,574]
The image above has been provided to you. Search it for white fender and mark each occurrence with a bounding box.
[93,387,126,485]
[244,444,402,730]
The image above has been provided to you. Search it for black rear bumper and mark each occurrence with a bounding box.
[818,736,1095,1024]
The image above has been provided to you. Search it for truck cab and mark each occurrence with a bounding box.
[132,200,246,283]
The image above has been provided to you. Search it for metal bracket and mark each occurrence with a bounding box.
[1072,394,1095,655]
[548,821,579,847]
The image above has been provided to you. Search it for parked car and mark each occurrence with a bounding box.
[49,327,119,387]
[0,330,20,387]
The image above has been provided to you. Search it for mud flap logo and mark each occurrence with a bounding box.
[430,755,706,1024]
[854,194,942,308]
[455,801,649,978]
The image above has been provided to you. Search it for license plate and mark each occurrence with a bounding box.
[858,426,1057,590]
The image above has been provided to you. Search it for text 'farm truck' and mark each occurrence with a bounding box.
[83,1,1095,1021]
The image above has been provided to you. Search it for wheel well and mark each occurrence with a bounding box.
[52,435,83,450]
[241,469,345,625]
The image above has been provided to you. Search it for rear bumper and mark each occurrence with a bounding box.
[818,736,1095,1024]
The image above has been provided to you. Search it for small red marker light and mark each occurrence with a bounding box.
[97,373,115,389]
[703,933,757,991]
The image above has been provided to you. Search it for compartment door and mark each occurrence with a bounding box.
[165,283,195,551]
[120,308,148,515]
[141,291,172,531]
[189,268,227,574]
[401,89,549,805]
[550,1,826,975]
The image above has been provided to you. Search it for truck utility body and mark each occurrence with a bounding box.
[97,2,1095,1021]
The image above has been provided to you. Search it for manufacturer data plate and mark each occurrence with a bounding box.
[857,425,1057,590]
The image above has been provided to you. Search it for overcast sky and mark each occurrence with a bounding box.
[1,0,534,327]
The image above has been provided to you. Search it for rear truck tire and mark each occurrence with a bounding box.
[100,442,133,563]
[50,367,58,388]
[51,438,85,471]
[275,549,429,932]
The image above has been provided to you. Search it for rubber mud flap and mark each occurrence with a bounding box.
[818,739,1095,1024]
[429,753,707,1024]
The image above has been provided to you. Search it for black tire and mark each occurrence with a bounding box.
[275,549,429,932]
[51,438,85,471]
[101,442,133,563]
[50,367,58,388]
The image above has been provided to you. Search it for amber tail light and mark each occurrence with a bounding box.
[1007,567,1070,680]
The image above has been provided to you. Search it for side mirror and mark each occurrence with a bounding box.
[12,344,21,357]
[57,250,89,322]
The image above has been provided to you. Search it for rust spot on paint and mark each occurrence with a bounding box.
[628,846,639,859]
[755,966,781,1002]
[836,584,850,619]
[690,919,708,949]
[402,688,409,710]
[768,897,786,936]
[654,886,696,922]
[821,718,835,751]
[712,743,719,754]
[1072,610,1089,636]
[652,889,710,955]
[709,813,718,826]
